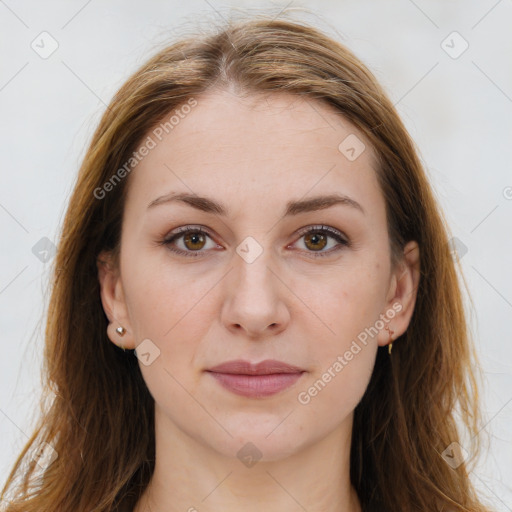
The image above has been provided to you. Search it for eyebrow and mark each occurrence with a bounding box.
[147,192,365,216]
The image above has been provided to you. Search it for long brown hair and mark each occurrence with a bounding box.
[1,13,494,512]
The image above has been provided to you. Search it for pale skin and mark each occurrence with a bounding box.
[97,88,420,512]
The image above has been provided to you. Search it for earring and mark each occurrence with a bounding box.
[116,326,126,336]
[385,325,394,355]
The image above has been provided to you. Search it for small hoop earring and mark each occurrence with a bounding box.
[116,326,126,336]
[385,325,395,355]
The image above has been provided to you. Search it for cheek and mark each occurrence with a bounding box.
[125,257,217,338]
[296,343,377,431]
[122,262,220,395]
[125,266,212,412]
[295,266,384,403]
[291,259,386,408]
[299,257,389,345]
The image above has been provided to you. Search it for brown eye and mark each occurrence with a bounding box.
[292,225,349,258]
[303,232,328,251]
[183,231,207,251]
[161,226,217,258]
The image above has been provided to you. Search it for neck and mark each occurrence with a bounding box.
[134,408,361,512]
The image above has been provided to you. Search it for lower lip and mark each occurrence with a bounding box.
[207,371,305,398]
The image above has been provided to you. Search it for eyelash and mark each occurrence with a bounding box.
[158,224,349,259]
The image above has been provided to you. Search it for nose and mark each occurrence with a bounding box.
[220,245,290,339]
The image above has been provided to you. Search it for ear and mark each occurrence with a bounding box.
[377,240,421,347]
[97,250,136,350]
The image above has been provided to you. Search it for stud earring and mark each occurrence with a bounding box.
[385,325,395,355]
[116,326,126,336]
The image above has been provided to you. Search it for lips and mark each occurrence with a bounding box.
[205,359,306,398]
[207,359,305,375]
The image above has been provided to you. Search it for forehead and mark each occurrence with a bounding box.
[124,89,381,215]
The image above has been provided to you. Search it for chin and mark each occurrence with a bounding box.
[202,421,313,463]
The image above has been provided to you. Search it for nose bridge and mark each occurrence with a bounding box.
[232,234,278,299]
[221,233,290,336]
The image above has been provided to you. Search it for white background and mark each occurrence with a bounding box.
[0,1,511,510]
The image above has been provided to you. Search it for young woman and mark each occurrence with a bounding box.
[1,15,494,512]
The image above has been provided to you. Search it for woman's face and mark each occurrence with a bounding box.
[98,88,418,461]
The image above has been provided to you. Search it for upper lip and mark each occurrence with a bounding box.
[206,359,305,375]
